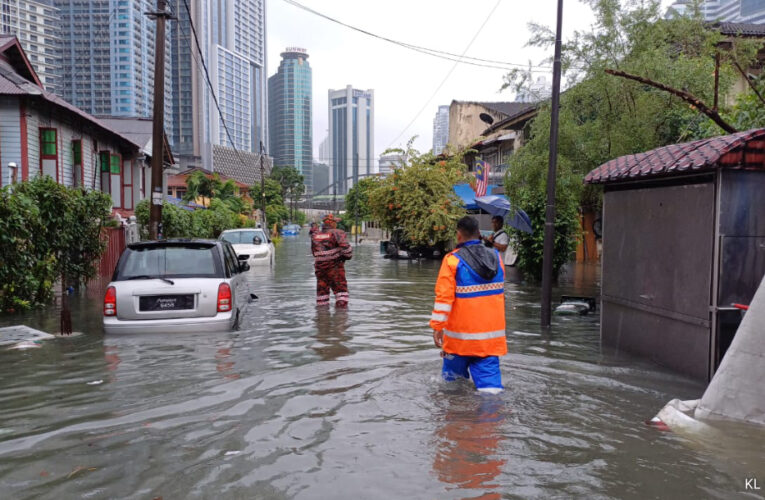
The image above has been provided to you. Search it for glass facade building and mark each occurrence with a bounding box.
[55,0,173,137]
[432,105,449,156]
[667,0,765,23]
[0,0,59,92]
[268,48,312,192]
[328,85,374,195]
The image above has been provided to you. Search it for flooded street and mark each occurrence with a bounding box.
[1,235,763,499]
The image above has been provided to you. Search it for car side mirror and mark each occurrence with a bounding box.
[239,262,250,272]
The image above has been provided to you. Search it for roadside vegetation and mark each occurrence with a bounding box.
[503,0,764,280]
[368,140,468,248]
[0,177,112,329]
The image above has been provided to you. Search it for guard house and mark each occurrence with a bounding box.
[584,129,765,381]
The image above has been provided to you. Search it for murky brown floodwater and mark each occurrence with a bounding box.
[1,234,763,499]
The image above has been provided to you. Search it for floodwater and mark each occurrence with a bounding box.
[0,235,763,499]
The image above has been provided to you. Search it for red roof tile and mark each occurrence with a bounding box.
[584,129,765,184]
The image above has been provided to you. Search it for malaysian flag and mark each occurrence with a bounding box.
[474,159,490,197]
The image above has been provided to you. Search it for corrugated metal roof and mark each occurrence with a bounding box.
[0,40,140,150]
[584,129,765,184]
[714,22,765,37]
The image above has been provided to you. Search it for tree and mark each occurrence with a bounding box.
[183,170,217,207]
[250,178,289,228]
[0,177,111,332]
[501,0,761,280]
[345,176,380,223]
[368,139,468,247]
[270,166,305,221]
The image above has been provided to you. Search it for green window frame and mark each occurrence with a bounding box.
[110,154,121,174]
[40,128,57,157]
[72,140,82,165]
[100,151,110,172]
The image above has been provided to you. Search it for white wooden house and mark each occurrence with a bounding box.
[0,36,170,215]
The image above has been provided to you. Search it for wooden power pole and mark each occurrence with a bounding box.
[148,0,169,240]
[541,0,564,327]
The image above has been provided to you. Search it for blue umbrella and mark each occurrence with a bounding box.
[507,209,533,234]
[474,195,511,217]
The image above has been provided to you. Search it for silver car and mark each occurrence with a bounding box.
[103,239,251,334]
[219,228,275,267]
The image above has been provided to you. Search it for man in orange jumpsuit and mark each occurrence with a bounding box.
[311,214,353,307]
[429,216,506,393]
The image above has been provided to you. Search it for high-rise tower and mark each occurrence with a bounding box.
[328,85,374,195]
[268,47,312,192]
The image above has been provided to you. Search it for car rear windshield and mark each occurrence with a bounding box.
[115,244,222,280]
[220,230,267,244]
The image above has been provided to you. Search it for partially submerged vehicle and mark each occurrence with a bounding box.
[381,229,449,260]
[103,239,253,334]
[281,223,301,236]
[219,228,275,266]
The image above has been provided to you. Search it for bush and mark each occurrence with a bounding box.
[135,198,248,240]
[0,177,112,312]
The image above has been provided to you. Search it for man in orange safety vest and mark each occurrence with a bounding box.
[429,216,506,393]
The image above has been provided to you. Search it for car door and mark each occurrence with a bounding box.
[222,242,245,315]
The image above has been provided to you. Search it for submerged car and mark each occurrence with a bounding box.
[103,239,252,334]
[281,223,300,236]
[219,228,275,266]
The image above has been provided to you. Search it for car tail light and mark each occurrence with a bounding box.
[217,283,232,312]
[104,286,117,316]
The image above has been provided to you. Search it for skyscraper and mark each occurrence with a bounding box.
[206,0,267,154]
[0,0,59,92]
[328,85,374,194]
[56,0,172,135]
[432,105,449,156]
[666,0,765,22]
[268,47,312,192]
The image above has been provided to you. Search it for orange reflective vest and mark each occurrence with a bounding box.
[429,241,507,357]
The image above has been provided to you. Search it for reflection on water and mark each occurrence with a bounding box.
[0,235,763,499]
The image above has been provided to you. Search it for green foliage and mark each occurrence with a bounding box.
[368,139,468,246]
[346,176,380,222]
[250,177,289,228]
[687,75,765,138]
[183,170,251,214]
[503,0,762,280]
[0,177,111,311]
[270,165,306,222]
[135,197,247,240]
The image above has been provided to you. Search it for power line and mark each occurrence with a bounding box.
[281,0,553,72]
[386,0,503,150]
[178,0,257,173]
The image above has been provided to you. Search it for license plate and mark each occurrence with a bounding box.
[139,294,194,311]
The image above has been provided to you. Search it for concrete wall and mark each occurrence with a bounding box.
[447,102,507,151]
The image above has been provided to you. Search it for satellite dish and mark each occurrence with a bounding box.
[479,113,494,125]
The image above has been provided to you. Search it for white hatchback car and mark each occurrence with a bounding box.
[103,239,252,334]
[219,228,275,266]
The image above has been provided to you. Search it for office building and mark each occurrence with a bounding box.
[378,153,404,176]
[666,0,765,22]
[432,105,449,156]
[268,47,312,192]
[0,0,59,92]
[328,85,374,194]
[56,0,172,138]
[206,0,267,154]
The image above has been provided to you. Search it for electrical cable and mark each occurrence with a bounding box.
[281,0,554,72]
[386,0,503,150]
[179,0,257,172]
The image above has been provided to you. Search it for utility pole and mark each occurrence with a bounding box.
[148,0,169,240]
[259,141,267,230]
[541,0,564,327]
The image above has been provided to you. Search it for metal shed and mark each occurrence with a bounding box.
[585,129,765,381]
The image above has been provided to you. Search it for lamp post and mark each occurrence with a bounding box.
[541,0,564,327]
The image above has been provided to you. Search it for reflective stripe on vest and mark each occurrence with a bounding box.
[444,329,506,340]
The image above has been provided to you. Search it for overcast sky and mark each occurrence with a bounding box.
[266,0,673,161]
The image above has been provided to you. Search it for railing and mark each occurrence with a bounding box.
[99,226,125,278]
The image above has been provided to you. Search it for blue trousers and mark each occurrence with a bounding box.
[441,353,503,390]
